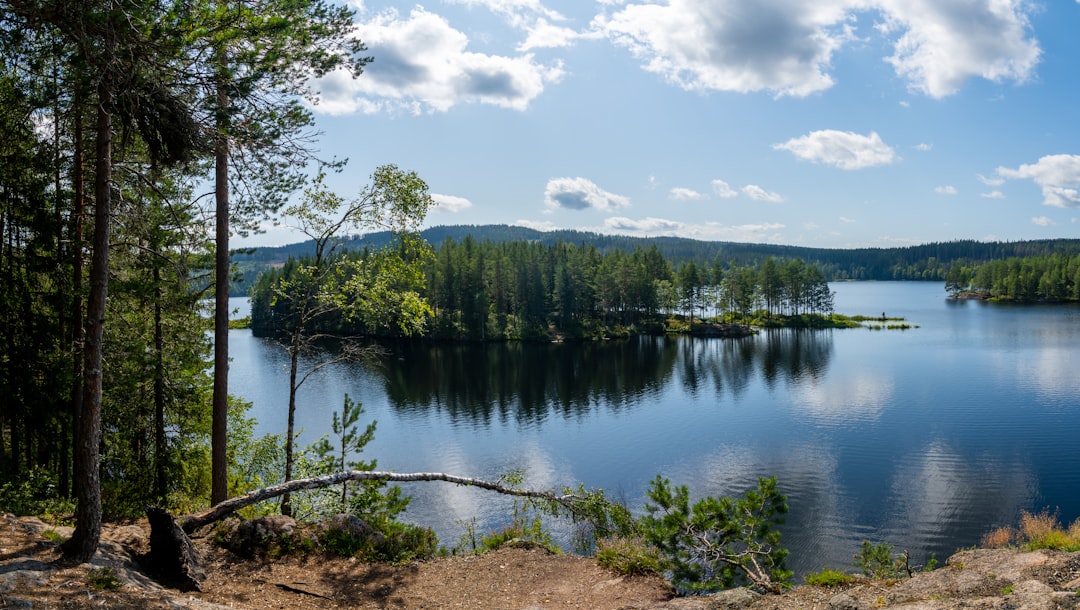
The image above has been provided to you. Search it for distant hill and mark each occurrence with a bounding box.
[229,224,1080,295]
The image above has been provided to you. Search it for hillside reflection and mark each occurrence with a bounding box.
[376,330,835,425]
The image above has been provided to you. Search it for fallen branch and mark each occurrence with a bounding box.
[179,470,582,533]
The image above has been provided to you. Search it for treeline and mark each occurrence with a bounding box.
[234,225,1080,294]
[250,237,836,341]
[946,253,1080,301]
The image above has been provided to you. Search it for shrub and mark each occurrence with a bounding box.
[1014,509,1080,551]
[640,475,791,594]
[595,536,664,577]
[854,541,904,579]
[805,568,857,587]
[981,526,1016,548]
[86,567,122,590]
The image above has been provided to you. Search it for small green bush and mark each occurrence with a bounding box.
[805,568,857,587]
[86,567,122,590]
[854,541,904,579]
[595,536,664,576]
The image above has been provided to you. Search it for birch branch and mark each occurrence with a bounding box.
[178,470,582,533]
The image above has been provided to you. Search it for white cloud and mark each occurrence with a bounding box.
[592,1,1041,99]
[604,216,684,232]
[544,177,630,211]
[593,0,853,96]
[313,7,563,114]
[741,184,784,203]
[1032,216,1054,226]
[978,173,1005,187]
[934,185,957,195]
[669,187,706,200]
[981,190,1005,199]
[519,18,590,50]
[773,130,896,170]
[512,219,558,231]
[444,0,566,26]
[711,179,738,198]
[602,217,785,241]
[875,0,1041,98]
[997,154,1080,207]
[915,143,932,151]
[839,216,856,223]
[430,193,474,213]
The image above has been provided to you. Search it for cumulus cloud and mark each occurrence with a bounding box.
[313,7,563,114]
[1032,216,1054,226]
[593,0,851,96]
[712,179,738,198]
[773,130,896,170]
[934,185,957,195]
[669,187,706,200]
[592,1,1040,99]
[544,177,630,211]
[741,184,784,202]
[431,193,474,213]
[978,173,1005,187]
[875,0,1041,98]
[915,143,933,152]
[981,190,1005,199]
[997,154,1080,207]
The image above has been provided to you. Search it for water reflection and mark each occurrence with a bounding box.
[377,330,835,425]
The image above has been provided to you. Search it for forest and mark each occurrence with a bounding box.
[249,238,837,341]
[232,224,1080,294]
[945,253,1080,301]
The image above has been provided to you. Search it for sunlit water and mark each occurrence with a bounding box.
[228,282,1080,575]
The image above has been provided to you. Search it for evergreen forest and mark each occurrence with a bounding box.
[250,239,838,341]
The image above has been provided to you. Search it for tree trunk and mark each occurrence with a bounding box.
[178,470,583,534]
[62,78,112,563]
[211,69,230,507]
[154,267,167,502]
[280,329,302,517]
[64,89,86,501]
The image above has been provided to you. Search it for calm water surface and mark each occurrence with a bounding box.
[229,282,1080,575]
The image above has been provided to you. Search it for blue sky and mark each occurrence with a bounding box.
[247,0,1080,249]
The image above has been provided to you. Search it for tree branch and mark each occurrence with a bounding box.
[178,470,582,534]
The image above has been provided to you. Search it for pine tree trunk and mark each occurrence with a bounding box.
[211,69,230,506]
[62,79,112,563]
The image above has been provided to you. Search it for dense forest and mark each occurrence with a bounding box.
[946,253,1080,301]
[233,225,1080,294]
[250,237,837,341]
[0,0,440,563]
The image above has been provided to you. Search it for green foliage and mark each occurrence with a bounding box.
[480,490,558,554]
[854,540,911,579]
[0,468,76,518]
[804,568,858,587]
[86,567,122,591]
[595,536,664,576]
[640,475,791,594]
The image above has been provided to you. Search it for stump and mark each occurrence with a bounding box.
[145,506,206,591]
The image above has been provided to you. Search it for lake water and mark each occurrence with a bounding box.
[228,282,1080,576]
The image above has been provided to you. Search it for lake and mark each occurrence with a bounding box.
[228,281,1080,576]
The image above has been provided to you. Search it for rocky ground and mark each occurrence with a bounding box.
[4,513,1080,609]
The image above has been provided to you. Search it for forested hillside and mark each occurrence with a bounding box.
[232,225,1080,295]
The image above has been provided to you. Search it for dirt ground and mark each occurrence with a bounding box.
[8,513,1080,610]
[0,514,674,609]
